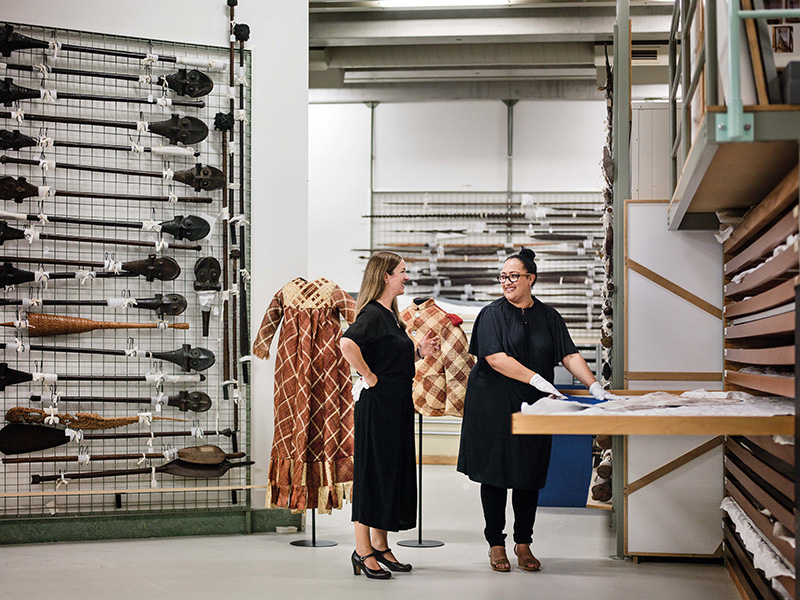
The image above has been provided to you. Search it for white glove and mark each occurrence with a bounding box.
[529,373,566,399]
[352,376,370,403]
[589,382,616,401]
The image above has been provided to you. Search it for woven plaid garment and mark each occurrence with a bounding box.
[399,299,475,417]
[252,278,356,513]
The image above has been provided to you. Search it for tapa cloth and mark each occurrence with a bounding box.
[399,298,475,417]
[253,277,356,513]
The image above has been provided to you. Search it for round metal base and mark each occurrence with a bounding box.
[397,539,444,548]
[290,539,338,547]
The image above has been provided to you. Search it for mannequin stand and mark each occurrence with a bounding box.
[398,412,444,548]
[290,509,337,547]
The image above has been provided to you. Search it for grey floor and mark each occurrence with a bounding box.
[1,465,740,600]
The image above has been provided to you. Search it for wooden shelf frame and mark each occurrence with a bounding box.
[511,413,793,436]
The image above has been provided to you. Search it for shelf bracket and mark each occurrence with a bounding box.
[715,110,754,142]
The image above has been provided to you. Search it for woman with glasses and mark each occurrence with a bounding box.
[457,247,610,573]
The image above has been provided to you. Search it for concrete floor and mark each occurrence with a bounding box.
[0,465,740,600]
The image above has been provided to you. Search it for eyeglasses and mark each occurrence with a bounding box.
[497,273,528,283]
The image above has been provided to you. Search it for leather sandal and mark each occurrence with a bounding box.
[488,546,511,572]
[513,543,541,571]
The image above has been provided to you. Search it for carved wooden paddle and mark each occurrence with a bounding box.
[31,458,253,484]
[3,445,244,465]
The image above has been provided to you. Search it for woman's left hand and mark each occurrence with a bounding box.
[418,330,440,358]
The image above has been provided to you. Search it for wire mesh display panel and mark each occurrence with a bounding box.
[0,22,251,518]
[369,191,606,341]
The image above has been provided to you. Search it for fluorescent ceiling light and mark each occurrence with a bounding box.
[378,0,512,7]
[344,67,597,83]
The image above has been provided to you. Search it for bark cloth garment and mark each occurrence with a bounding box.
[399,298,475,417]
[342,300,417,532]
[457,296,578,490]
[252,277,356,513]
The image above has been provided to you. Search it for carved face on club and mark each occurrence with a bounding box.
[165,69,214,98]
[193,257,221,291]
[0,176,37,202]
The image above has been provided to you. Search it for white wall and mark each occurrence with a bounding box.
[308,104,371,293]
[513,100,606,192]
[373,101,508,192]
[5,0,309,508]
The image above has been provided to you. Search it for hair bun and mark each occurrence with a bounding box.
[519,246,536,260]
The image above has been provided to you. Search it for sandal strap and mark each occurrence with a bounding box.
[372,547,392,555]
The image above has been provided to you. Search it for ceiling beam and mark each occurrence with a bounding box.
[310,7,673,46]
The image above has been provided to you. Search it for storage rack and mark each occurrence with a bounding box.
[0,22,252,542]
[511,0,799,582]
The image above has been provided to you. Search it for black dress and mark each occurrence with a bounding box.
[457,296,578,490]
[342,300,417,531]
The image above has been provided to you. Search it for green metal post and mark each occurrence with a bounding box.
[612,0,631,561]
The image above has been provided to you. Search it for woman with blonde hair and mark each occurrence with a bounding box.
[340,252,440,580]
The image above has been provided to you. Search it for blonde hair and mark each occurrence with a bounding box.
[356,251,405,329]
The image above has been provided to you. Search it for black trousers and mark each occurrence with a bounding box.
[480,483,540,547]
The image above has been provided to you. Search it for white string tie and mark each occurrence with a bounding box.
[153,390,166,411]
[13,336,27,354]
[146,432,155,447]
[32,372,58,385]
[239,268,251,282]
[124,347,140,358]
[138,74,152,84]
[103,259,123,274]
[137,412,153,426]
[77,452,90,466]
[38,158,55,171]
[48,39,62,59]
[229,214,248,226]
[142,220,162,232]
[156,97,171,107]
[130,142,145,154]
[74,270,95,285]
[36,213,50,225]
[154,239,169,252]
[23,226,40,244]
[34,268,50,287]
[56,474,68,490]
[156,320,168,330]
[141,53,159,67]
[191,426,204,439]
[65,428,83,444]
[37,187,53,199]
[162,168,174,181]
[226,86,236,101]
[4,285,16,293]
[150,466,158,488]
[49,391,61,407]
[167,192,178,204]
[120,298,138,310]
[137,452,148,466]
[35,136,54,148]
[13,319,29,330]
[235,109,248,123]
[39,89,58,102]
[11,107,24,123]
[217,209,230,222]
[136,120,150,132]
[146,371,166,387]
[226,181,240,191]
[163,448,178,461]
[22,297,43,308]
[239,355,252,364]
[33,63,50,77]
[236,66,248,86]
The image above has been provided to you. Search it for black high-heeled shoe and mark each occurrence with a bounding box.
[351,550,392,579]
[372,547,412,572]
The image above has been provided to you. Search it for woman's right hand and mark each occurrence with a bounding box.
[363,372,378,388]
